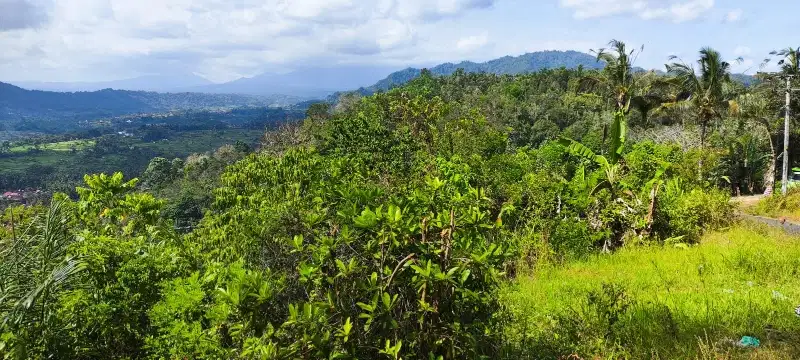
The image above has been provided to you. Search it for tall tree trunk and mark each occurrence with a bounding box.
[763,127,777,195]
[698,120,707,182]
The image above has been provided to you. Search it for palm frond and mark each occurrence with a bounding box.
[1,199,83,328]
[13,259,85,323]
[577,74,605,93]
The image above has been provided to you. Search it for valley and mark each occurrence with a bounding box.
[0,50,649,197]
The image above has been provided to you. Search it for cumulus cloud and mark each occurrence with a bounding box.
[0,0,498,82]
[0,0,50,31]
[559,0,714,23]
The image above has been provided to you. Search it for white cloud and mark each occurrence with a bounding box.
[456,33,489,51]
[0,0,498,82]
[724,8,743,23]
[559,0,715,23]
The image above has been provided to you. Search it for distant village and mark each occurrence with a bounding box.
[2,189,48,206]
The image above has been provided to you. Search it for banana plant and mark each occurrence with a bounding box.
[560,111,670,249]
[559,111,627,196]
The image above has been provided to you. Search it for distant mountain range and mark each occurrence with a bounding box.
[373,51,606,91]
[329,51,608,100]
[12,73,213,93]
[327,50,757,101]
[0,81,300,124]
[10,66,399,98]
[186,65,399,98]
[6,52,611,98]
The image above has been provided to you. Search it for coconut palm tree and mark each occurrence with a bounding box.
[759,47,800,194]
[582,40,670,124]
[765,47,800,75]
[587,39,640,111]
[665,47,738,150]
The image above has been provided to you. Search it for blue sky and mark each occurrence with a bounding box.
[0,0,796,83]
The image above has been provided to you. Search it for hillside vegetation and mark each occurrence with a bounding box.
[365,51,606,93]
[0,41,798,359]
[331,50,756,101]
[0,81,299,130]
[0,106,303,192]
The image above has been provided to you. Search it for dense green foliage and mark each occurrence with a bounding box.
[0,105,303,194]
[357,51,605,95]
[1,41,798,359]
[0,130,265,194]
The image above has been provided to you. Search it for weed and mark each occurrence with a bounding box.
[501,223,800,359]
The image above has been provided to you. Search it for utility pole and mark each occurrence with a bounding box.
[781,75,800,195]
[783,75,792,195]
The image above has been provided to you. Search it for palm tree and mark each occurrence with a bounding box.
[765,47,800,75]
[665,47,738,150]
[761,47,800,194]
[588,39,640,112]
[582,40,670,124]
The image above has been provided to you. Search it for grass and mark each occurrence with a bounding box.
[0,152,66,172]
[749,190,800,223]
[139,129,262,157]
[9,139,95,153]
[501,223,800,359]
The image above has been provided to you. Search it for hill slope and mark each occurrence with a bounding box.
[350,51,606,97]
[0,81,300,127]
[327,51,758,101]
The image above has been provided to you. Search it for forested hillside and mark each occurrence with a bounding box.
[331,51,605,99]
[1,42,800,359]
[0,106,304,193]
[0,82,299,131]
[331,50,757,101]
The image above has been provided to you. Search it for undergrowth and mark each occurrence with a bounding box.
[751,188,800,222]
[501,222,800,359]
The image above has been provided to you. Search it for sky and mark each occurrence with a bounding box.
[0,0,797,84]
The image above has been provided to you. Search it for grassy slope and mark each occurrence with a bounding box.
[502,223,800,359]
[9,139,95,153]
[0,130,262,174]
[138,129,262,157]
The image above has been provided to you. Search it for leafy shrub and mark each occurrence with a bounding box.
[624,141,682,190]
[654,183,733,243]
[161,149,516,358]
[0,173,192,358]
